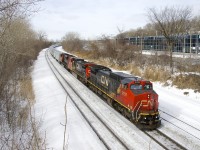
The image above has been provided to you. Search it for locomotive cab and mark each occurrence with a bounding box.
[115,77,161,129]
[129,81,161,129]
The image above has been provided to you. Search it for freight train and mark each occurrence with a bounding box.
[49,46,161,129]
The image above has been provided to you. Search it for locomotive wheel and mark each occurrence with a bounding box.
[98,90,102,95]
[122,109,126,117]
[107,98,113,107]
[113,101,118,109]
[95,88,98,94]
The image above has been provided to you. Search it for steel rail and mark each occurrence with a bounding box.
[45,50,129,150]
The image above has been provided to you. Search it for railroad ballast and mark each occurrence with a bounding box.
[49,46,161,129]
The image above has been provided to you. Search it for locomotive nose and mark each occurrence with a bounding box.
[144,92,157,110]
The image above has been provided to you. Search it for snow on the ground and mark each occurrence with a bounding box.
[48,48,164,149]
[154,82,200,126]
[153,82,200,149]
[32,47,200,150]
[112,62,200,149]
[32,49,66,149]
[114,67,200,149]
[56,46,66,53]
[142,50,200,58]
[32,49,106,150]
[67,99,106,150]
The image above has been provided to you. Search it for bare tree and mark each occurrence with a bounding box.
[116,27,127,46]
[61,32,83,51]
[0,1,48,149]
[0,0,43,95]
[99,34,118,59]
[147,6,192,74]
[191,15,200,32]
[0,0,42,38]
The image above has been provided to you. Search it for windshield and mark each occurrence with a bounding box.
[130,84,152,90]
[130,84,142,90]
[144,84,152,90]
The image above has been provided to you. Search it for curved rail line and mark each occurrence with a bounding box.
[45,50,130,150]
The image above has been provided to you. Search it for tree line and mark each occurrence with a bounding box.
[61,6,200,93]
[0,0,51,149]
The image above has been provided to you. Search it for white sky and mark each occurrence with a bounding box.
[30,0,200,41]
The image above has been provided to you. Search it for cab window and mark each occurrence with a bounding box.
[122,84,128,89]
[144,84,152,90]
[130,84,142,90]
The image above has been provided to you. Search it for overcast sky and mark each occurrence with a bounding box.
[30,0,200,41]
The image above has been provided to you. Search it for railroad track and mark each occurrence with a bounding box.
[143,129,187,150]
[45,49,188,150]
[159,109,200,141]
[45,50,130,150]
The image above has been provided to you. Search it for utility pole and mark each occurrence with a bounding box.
[190,31,192,54]
[140,34,143,54]
[183,35,185,58]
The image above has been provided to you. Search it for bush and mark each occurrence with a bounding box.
[143,66,170,82]
[172,74,200,92]
[62,35,200,93]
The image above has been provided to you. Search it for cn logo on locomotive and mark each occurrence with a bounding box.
[101,75,109,86]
